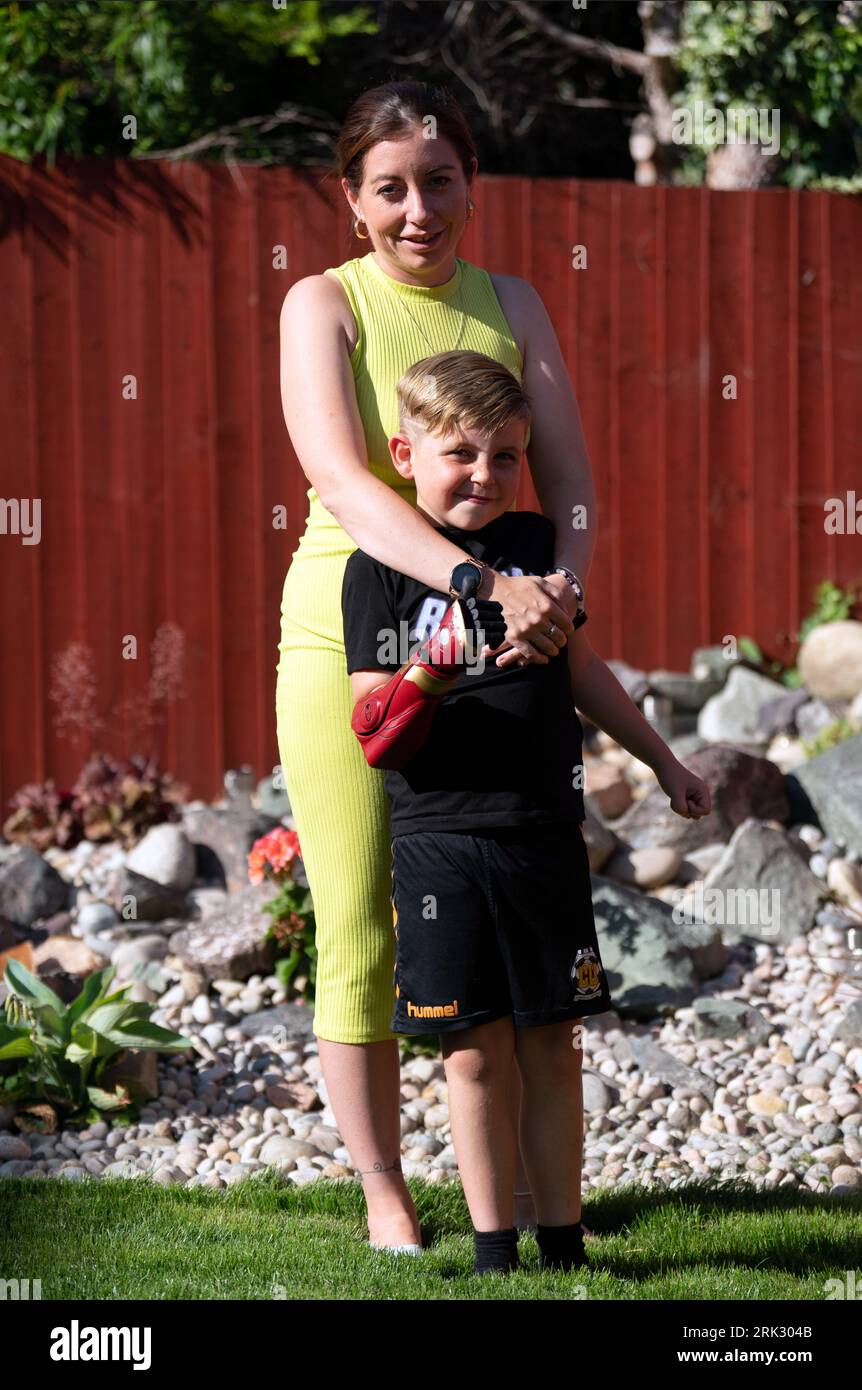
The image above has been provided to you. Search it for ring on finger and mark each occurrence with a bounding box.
[546,622,557,638]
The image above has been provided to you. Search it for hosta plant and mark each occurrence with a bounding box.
[0,958,193,1127]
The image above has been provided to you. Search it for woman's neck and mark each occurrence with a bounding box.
[370,249,458,288]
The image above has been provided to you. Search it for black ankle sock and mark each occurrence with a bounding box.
[536,1221,586,1272]
[473,1225,520,1275]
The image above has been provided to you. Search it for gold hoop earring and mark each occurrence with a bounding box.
[353,216,369,240]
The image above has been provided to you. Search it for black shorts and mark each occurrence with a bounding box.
[388,821,614,1035]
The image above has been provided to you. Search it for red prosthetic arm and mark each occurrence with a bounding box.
[351,596,506,770]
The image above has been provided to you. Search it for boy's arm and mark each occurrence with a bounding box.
[567,632,711,820]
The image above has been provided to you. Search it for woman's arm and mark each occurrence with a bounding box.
[481,274,598,671]
[279,275,575,664]
[493,275,597,586]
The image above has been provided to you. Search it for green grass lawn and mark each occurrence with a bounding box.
[1,1171,860,1300]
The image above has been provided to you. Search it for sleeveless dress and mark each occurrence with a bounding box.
[275,252,524,1043]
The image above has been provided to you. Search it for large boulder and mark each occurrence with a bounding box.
[698,665,786,745]
[797,620,862,701]
[182,805,281,892]
[611,743,788,855]
[590,874,729,1020]
[796,697,850,743]
[112,868,192,922]
[698,817,828,945]
[168,881,279,981]
[616,1036,718,1102]
[787,732,862,855]
[0,846,69,928]
[755,687,809,740]
[125,824,196,892]
[647,669,724,713]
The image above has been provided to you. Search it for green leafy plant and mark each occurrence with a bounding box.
[3,751,187,852]
[797,579,859,643]
[398,1035,441,1063]
[736,635,795,686]
[737,579,860,689]
[801,715,859,759]
[0,958,193,1126]
[675,0,862,189]
[247,828,317,1003]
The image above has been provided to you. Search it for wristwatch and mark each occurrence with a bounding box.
[448,557,486,600]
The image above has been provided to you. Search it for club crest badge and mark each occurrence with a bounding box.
[571,946,602,999]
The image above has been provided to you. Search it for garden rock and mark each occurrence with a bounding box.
[264,1080,321,1112]
[125,824,196,892]
[666,732,709,762]
[621,1036,717,1102]
[690,646,737,684]
[77,902,119,935]
[676,842,727,883]
[258,1135,319,1164]
[602,846,681,889]
[797,619,862,701]
[692,997,771,1043]
[99,1049,160,1102]
[182,804,282,892]
[647,669,724,713]
[826,858,862,916]
[581,798,619,871]
[582,761,633,820]
[32,935,104,979]
[0,846,69,928]
[796,698,849,743]
[256,772,291,819]
[238,1002,316,1043]
[612,744,788,854]
[831,1001,862,1046]
[113,868,192,922]
[787,732,862,855]
[701,818,827,944]
[755,686,809,740]
[604,658,649,705]
[582,1070,615,1113]
[589,873,728,1020]
[111,935,172,979]
[168,882,278,981]
[0,1134,31,1160]
[698,665,786,745]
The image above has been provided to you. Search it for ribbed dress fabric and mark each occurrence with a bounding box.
[275,252,523,1042]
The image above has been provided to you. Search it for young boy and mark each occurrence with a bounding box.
[341,350,711,1277]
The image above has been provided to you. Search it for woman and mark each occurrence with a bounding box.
[275,80,597,1251]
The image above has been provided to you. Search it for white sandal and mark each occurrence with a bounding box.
[368,1241,424,1254]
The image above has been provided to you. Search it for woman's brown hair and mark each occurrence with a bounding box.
[334,80,477,200]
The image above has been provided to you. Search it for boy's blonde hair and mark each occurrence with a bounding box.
[395,350,531,443]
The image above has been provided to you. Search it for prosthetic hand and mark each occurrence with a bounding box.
[351,596,506,770]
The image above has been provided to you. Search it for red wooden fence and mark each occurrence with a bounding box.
[1,156,860,805]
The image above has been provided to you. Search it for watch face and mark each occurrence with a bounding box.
[452,562,480,599]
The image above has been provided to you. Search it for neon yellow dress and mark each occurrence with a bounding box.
[275,252,523,1042]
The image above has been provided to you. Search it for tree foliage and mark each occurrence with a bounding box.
[675,1,862,188]
[0,0,859,187]
[0,0,377,162]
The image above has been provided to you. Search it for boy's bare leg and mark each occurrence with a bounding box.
[508,1062,538,1230]
[317,1037,421,1247]
[440,1016,519,1230]
[513,1018,585,1226]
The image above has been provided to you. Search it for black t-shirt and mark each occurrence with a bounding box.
[341,510,588,839]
